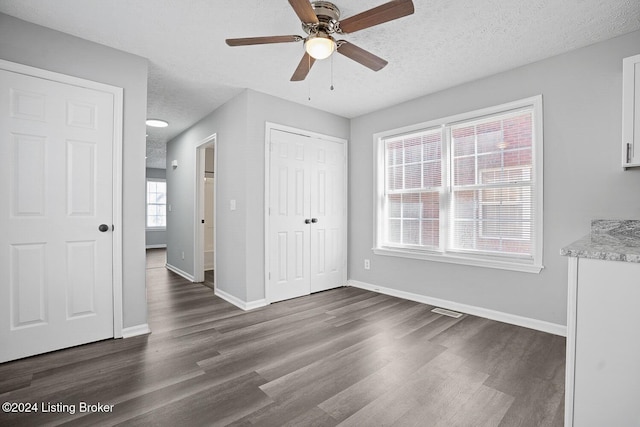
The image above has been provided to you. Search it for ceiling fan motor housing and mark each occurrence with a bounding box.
[302,1,341,35]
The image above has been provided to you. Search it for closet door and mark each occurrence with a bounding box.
[268,129,312,302]
[268,128,346,303]
[309,138,346,293]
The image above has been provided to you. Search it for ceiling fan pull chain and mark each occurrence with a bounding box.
[308,54,312,101]
[330,54,335,91]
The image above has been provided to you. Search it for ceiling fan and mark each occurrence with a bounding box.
[225,0,415,81]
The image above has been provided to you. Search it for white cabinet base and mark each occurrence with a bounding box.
[565,257,640,426]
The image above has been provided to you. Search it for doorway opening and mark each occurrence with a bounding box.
[194,134,217,288]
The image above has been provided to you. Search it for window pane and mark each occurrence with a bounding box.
[423,161,441,187]
[383,129,442,250]
[154,192,166,204]
[421,192,439,219]
[452,110,533,187]
[402,194,421,218]
[387,140,403,166]
[423,132,441,161]
[388,165,403,191]
[388,219,401,243]
[451,185,533,256]
[421,220,439,247]
[453,157,476,186]
[404,164,422,189]
[404,136,422,163]
[452,128,475,157]
[388,194,401,218]
[402,220,420,245]
[146,179,167,228]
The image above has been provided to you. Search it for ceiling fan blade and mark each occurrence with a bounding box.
[338,0,414,34]
[226,35,302,46]
[291,52,316,81]
[337,41,388,71]
[288,0,319,24]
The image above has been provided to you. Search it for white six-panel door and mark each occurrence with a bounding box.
[0,67,117,362]
[268,128,346,303]
[309,137,345,294]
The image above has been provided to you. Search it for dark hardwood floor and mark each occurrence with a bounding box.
[0,249,565,426]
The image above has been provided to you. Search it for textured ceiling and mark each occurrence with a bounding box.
[1,0,639,169]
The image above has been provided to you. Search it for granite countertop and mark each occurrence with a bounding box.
[561,219,640,263]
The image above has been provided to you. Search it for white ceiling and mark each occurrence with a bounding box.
[1,0,639,169]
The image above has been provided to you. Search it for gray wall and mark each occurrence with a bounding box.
[0,14,149,329]
[146,168,167,248]
[349,30,640,326]
[166,89,349,302]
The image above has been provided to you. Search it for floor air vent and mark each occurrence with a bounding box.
[431,307,463,318]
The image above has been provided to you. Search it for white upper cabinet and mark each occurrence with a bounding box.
[622,54,640,168]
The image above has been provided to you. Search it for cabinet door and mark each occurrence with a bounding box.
[572,258,640,426]
[622,54,640,168]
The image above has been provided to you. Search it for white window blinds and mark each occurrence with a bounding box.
[384,128,442,249]
[375,96,543,272]
[450,109,534,258]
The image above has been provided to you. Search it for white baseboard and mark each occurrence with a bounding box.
[121,323,151,338]
[165,263,195,282]
[215,288,268,311]
[146,244,167,249]
[348,280,566,337]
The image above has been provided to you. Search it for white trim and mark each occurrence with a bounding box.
[146,244,167,249]
[0,59,125,339]
[565,256,579,426]
[372,95,544,273]
[214,288,268,311]
[166,263,195,282]
[348,279,566,337]
[264,122,348,304]
[111,84,124,339]
[121,323,151,338]
[373,247,543,274]
[194,134,217,284]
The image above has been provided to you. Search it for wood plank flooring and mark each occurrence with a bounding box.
[0,249,565,426]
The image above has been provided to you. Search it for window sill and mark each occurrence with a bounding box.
[373,247,543,274]
[146,227,166,232]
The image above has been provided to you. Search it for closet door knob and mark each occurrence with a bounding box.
[98,224,109,232]
[311,218,318,223]
[304,219,311,224]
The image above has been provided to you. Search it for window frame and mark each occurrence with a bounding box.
[373,95,543,273]
[146,178,167,230]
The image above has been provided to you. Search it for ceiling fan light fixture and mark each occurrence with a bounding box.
[146,119,169,128]
[305,33,336,60]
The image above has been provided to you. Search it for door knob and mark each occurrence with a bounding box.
[98,224,109,232]
[304,219,311,224]
[311,218,318,223]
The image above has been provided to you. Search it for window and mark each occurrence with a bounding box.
[374,96,543,273]
[146,179,166,228]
